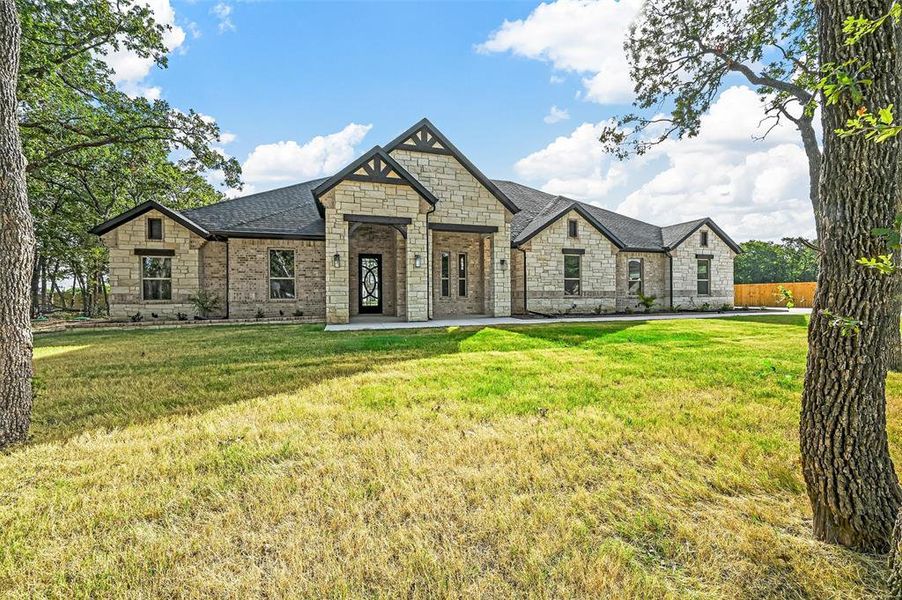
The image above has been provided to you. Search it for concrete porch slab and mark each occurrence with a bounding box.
[324,308,807,332]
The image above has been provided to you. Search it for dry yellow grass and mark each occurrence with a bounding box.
[0,316,896,597]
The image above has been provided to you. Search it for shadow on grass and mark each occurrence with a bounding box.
[30,321,651,445]
[724,314,810,328]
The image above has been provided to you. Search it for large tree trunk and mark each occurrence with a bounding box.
[801,0,902,552]
[0,0,34,447]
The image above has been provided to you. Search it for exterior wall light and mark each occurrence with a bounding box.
[414,254,423,268]
[332,253,341,268]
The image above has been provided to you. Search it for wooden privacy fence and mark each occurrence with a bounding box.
[734,282,817,308]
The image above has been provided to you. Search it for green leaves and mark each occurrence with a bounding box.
[821,310,862,337]
[835,104,902,142]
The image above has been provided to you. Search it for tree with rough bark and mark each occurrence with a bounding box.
[800,0,902,552]
[0,0,35,446]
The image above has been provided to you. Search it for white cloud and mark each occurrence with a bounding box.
[514,86,818,241]
[219,132,237,145]
[543,105,570,124]
[104,0,186,98]
[188,21,202,39]
[478,0,641,104]
[212,3,236,33]
[239,123,373,193]
[550,74,565,84]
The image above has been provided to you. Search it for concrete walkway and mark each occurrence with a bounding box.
[325,308,807,332]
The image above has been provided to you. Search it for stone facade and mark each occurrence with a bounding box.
[319,180,429,324]
[615,252,668,312]
[227,238,326,319]
[519,210,619,314]
[391,149,512,318]
[102,209,205,320]
[670,226,736,309]
[97,123,737,324]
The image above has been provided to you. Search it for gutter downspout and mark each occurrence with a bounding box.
[425,203,436,320]
[225,238,230,319]
[666,250,673,310]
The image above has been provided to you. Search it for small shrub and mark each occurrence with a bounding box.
[293,309,304,317]
[278,309,284,317]
[255,308,265,319]
[775,286,796,309]
[700,302,711,312]
[151,313,159,319]
[176,312,188,321]
[636,292,657,313]
[719,303,733,312]
[189,289,222,318]
[129,312,143,323]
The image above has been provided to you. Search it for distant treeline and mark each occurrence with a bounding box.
[734,238,818,284]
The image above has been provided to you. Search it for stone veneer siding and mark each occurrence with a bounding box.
[227,238,326,319]
[520,210,618,314]
[615,252,668,312]
[390,148,512,318]
[199,241,228,317]
[349,224,403,317]
[320,181,429,324]
[670,227,736,309]
[102,209,205,320]
[431,231,487,316]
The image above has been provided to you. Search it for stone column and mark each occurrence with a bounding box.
[491,226,512,317]
[325,209,349,324]
[406,214,429,321]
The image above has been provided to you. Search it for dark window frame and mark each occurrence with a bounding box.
[440,252,450,297]
[697,258,711,295]
[146,217,164,241]
[563,253,581,296]
[458,253,468,297]
[268,248,297,300]
[627,258,643,296]
[568,219,578,238]
[700,230,709,247]
[140,255,172,301]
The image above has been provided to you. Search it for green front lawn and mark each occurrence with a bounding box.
[1,316,897,597]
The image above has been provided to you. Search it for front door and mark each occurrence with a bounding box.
[358,254,383,314]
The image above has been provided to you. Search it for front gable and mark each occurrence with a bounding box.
[386,118,520,221]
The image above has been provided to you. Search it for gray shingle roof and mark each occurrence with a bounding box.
[182,179,327,235]
[163,176,733,252]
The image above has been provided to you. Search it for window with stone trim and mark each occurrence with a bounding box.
[628,258,643,295]
[269,249,296,299]
[458,253,468,297]
[700,230,709,247]
[697,258,711,295]
[147,218,163,241]
[441,252,450,297]
[568,219,578,238]
[564,254,581,296]
[141,256,171,300]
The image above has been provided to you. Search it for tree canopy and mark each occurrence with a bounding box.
[734,238,819,283]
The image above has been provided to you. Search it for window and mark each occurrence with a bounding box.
[700,230,709,247]
[269,249,296,299]
[628,258,643,295]
[458,253,468,297]
[147,218,163,240]
[564,254,581,296]
[440,252,450,297]
[141,256,171,300]
[568,219,578,238]
[697,259,711,295]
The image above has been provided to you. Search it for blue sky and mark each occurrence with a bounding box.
[116,0,817,242]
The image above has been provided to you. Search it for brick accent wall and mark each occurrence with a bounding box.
[520,210,618,314]
[431,231,486,316]
[615,252,668,311]
[670,226,735,309]
[101,209,205,319]
[349,224,403,317]
[227,238,326,319]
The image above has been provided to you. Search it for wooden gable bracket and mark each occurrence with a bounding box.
[393,125,452,156]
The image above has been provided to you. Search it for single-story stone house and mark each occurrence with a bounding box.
[92,118,740,324]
